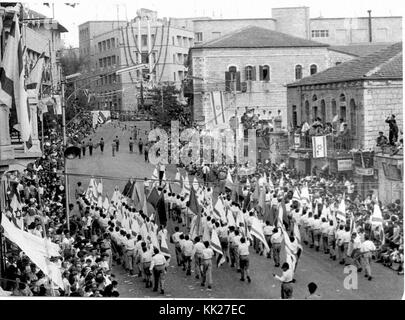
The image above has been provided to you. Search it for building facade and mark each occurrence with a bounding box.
[189,26,357,131]
[77,9,193,111]
[286,42,402,201]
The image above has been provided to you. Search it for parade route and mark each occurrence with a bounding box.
[66,122,404,299]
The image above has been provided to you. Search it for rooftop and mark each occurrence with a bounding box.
[287,42,403,87]
[23,8,68,33]
[192,26,329,49]
[328,43,395,57]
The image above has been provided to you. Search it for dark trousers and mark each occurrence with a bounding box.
[89,146,93,156]
[144,152,148,162]
[116,143,119,152]
[389,130,398,145]
[130,145,133,152]
[159,171,164,185]
[82,147,86,156]
[100,145,104,152]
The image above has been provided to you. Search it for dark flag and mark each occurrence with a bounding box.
[147,187,160,208]
[122,179,133,197]
[155,192,167,227]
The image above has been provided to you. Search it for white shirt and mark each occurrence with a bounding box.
[182,239,194,257]
[360,240,376,253]
[238,241,250,256]
[193,242,205,255]
[275,268,293,283]
[202,247,214,260]
[150,253,166,270]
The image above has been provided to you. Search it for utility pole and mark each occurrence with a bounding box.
[61,75,70,233]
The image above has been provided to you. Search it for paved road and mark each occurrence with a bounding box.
[66,121,404,299]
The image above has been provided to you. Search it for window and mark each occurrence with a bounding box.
[178,71,183,81]
[177,36,182,46]
[108,75,112,84]
[304,101,310,122]
[312,94,317,102]
[107,39,111,50]
[173,54,176,64]
[174,72,176,81]
[245,66,254,81]
[141,52,149,64]
[177,53,182,64]
[292,105,298,128]
[331,99,337,120]
[98,42,102,52]
[225,66,241,92]
[339,93,346,102]
[295,65,302,80]
[195,32,203,42]
[349,99,357,137]
[320,99,326,122]
[111,38,115,48]
[312,106,318,119]
[107,57,111,66]
[310,64,317,75]
[259,65,270,81]
[99,59,103,68]
[311,30,329,38]
[112,56,116,65]
[102,41,106,51]
[142,35,147,46]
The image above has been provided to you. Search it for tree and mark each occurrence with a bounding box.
[149,85,191,129]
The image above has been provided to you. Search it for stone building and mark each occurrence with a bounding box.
[1,4,67,175]
[286,42,402,200]
[189,26,353,130]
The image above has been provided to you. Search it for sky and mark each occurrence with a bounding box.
[21,0,405,47]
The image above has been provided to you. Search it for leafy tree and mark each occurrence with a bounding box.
[149,85,191,129]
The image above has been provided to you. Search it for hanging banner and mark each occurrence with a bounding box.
[91,110,111,128]
[312,135,327,158]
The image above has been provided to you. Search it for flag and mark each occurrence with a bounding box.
[300,184,310,207]
[97,179,103,195]
[292,187,301,203]
[174,170,181,186]
[130,218,140,235]
[122,179,133,197]
[97,196,103,208]
[281,224,301,272]
[26,52,45,94]
[371,203,384,226]
[147,187,160,208]
[250,217,269,252]
[53,95,62,115]
[226,208,236,227]
[225,170,233,190]
[312,136,327,158]
[155,193,167,227]
[210,91,225,125]
[332,114,339,123]
[210,229,226,267]
[336,196,346,223]
[188,186,201,216]
[131,182,140,206]
[160,233,171,260]
[43,3,50,7]
[0,12,32,149]
[192,176,199,191]
[213,198,226,221]
[103,196,110,211]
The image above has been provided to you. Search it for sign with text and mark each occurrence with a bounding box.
[355,167,374,176]
[337,159,353,171]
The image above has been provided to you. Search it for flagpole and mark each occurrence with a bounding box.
[61,73,70,233]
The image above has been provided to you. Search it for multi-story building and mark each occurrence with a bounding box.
[77,8,194,111]
[192,7,402,46]
[1,4,67,175]
[189,26,359,130]
[286,42,402,200]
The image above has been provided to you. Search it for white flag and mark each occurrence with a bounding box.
[312,135,327,158]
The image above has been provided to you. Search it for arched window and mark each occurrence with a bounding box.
[295,65,302,80]
[350,98,357,138]
[331,99,337,120]
[320,99,326,122]
[312,94,318,101]
[245,65,256,81]
[259,65,270,81]
[304,100,310,122]
[310,64,318,75]
[339,94,346,121]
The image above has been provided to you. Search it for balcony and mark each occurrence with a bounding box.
[289,132,357,158]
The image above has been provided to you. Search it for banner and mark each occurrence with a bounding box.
[210,91,225,125]
[337,159,353,171]
[312,136,327,158]
[91,110,111,128]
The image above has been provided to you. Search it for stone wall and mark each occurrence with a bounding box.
[374,153,403,205]
[363,80,403,149]
[272,7,310,40]
[192,46,331,129]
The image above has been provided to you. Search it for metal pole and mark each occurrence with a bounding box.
[61,78,70,232]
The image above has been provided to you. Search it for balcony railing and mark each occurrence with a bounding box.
[289,133,357,156]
